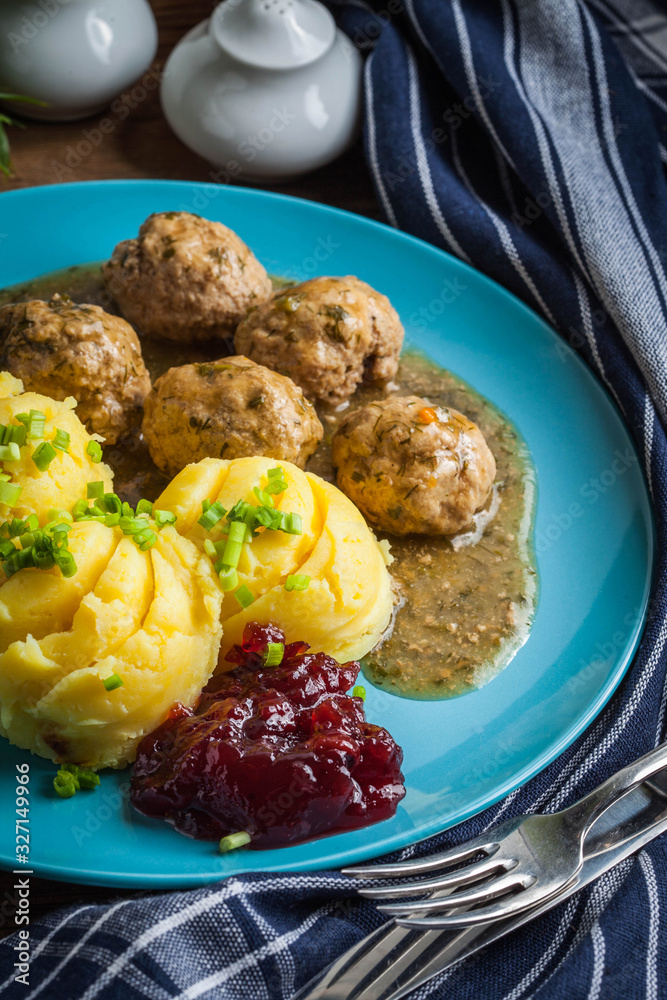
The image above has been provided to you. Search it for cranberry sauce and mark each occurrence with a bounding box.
[130,623,405,848]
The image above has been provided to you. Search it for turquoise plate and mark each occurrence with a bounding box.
[0,180,654,887]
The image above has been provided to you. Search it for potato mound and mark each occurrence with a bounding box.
[156,456,394,664]
[0,372,113,523]
[0,521,223,768]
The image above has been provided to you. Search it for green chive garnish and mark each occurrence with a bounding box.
[217,565,239,592]
[31,442,56,471]
[27,410,45,439]
[233,583,254,608]
[53,770,77,799]
[102,673,123,692]
[0,442,20,462]
[154,509,177,528]
[0,480,22,509]
[136,499,153,516]
[219,831,252,853]
[52,428,70,452]
[198,500,227,531]
[352,685,366,701]
[284,574,310,592]
[263,642,284,667]
[87,481,104,500]
[86,440,103,463]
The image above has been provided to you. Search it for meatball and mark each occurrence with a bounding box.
[331,395,496,535]
[0,295,151,445]
[102,211,272,343]
[234,276,404,405]
[142,356,323,478]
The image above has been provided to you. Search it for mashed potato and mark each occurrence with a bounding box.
[156,456,394,664]
[0,520,223,768]
[0,372,113,523]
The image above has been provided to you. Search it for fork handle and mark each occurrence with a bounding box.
[559,741,667,836]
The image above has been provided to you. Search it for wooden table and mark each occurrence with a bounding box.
[0,0,380,937]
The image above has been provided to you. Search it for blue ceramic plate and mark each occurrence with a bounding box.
[0,181,653,887]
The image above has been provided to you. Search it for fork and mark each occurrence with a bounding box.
[343,740,667,928]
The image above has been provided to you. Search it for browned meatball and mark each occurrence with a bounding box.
[331,395,496,535]
[102,211,272,343]
[0,295,151,445]
[234,276,404,405]
[142,356,323,478]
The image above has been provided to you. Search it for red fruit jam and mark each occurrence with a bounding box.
[130,623,405,848]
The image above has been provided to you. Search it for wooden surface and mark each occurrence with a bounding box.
[0,0,379,938]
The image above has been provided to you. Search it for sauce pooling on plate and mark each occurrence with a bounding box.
[0,263,538,701]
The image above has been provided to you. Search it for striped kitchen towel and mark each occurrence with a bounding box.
[2,0,667,997]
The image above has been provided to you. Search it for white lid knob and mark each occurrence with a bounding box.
[210,0,336,71]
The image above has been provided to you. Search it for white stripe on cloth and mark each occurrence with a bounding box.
[450,0,516,170]
[508,858,633,1000]
[589,0,667,74]
[171,905,334,1000]
[0,904,97,995]
[76,879,265,1000]
[448,124,558,325]
[406,47,471,261]
[498,900,579,1000]
[18,900,134,1000]
[514,0,667,426]
[644,392,655,498]
[587,922,606,1000]
[364,56,399,228]
[638,851,660,1000]
[501,0,590,281]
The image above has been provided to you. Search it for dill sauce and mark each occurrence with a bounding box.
[0,263,537,700]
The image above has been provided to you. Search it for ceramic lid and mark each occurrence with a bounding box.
[210,0,336,71]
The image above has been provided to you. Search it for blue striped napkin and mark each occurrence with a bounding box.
[2,0,667,997]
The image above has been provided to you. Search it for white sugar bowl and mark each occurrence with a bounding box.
[0,0,158,122]
[161,0,363,181]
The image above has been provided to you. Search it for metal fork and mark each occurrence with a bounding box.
[343,740,667,928]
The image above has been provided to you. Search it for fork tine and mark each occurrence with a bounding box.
[394,875,577,929]
[356,853,517,899]
[342,839,499,879]
[376,870,535,917]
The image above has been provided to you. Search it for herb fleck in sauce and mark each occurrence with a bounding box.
[1,264,538,700]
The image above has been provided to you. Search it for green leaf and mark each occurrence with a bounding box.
[0,92,47,106]
[0,124,11,177]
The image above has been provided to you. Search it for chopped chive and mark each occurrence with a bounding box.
[72,499,90,520]
[0,442,20,462]
[133,528,157,551]
[219,831,252,853]
[198,500,227,531]
[52,428,70,452]
[253,486,274,508]
[14,413,29,427]
[4,424,26,447]
[54,550,77,577]
[102,673,123,692]
[233,583,254,608]
[221,519,247,570]
[53,771,77,799]
[136,499,153,517]
[98,493,121,514]
[86,440,103,463]
[352,685,366,701]
[263,642,284,667]
[27,410,45,439]
[86,481,104,500]
[119,515,145,534]
[104,512,121,527]
[47,509,73,523]
[154,509,177,528]
[284,574,310,592]
[217,565,239,591]
[121,502,134,517]
[32,441,57,471]
[282,512,302,535]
